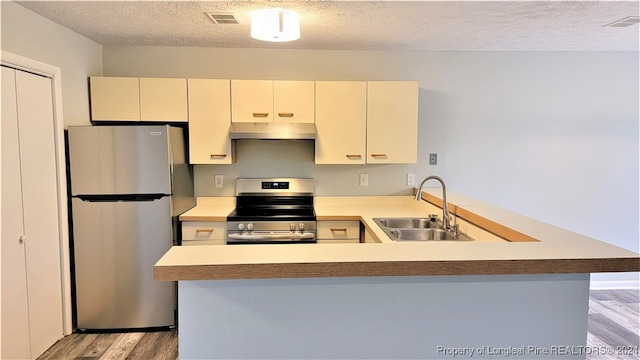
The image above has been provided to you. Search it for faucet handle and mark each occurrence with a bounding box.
[428,214,438,221]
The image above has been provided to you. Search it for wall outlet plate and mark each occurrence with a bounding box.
[359,173,369,186]
[214,174,223,188]
[407,173,416,186]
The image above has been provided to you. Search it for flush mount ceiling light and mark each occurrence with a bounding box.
[251,8,300,42]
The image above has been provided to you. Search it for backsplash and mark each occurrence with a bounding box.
[193,139,421,197]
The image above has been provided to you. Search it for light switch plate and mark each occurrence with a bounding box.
[429,153,438,165]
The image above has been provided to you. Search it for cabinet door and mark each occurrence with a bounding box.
[89,76,140,121]
[314,81,367,164]
[187,79,234,164]
[366,81,419,163]
[140,77,188,122]
[274,81,315,123]
[1,67,31,360]
[231,80,273,123]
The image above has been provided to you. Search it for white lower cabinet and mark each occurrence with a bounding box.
[182,221,226,245]
[1,67,64,360]
[317,221,361,244]
[364,227,381,243]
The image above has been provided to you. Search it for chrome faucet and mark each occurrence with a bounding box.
[415,175,455,233]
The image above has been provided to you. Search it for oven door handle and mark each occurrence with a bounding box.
[227,232,316,242]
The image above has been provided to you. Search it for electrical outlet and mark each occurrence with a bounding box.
[429,153,438,165]
[407,173,416,186]
[359,173,369,186]
[214,174,223,188]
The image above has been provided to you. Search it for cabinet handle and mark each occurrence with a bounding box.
[19,235,26,244]
[330,228,348,232]
[252,113,269,118]
[371,153,388,158]
[210,154,227,159]
[278,113,294,118]
[195,228,214,233]
[346,154,362,159]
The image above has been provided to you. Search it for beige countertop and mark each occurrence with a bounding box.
[158,191,640,281]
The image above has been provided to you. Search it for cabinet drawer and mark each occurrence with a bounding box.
[317,221,360,240]
[182,222,226,240]
[182,239,226,246]
[317,239,359,244]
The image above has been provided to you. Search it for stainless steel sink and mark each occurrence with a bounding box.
[389,229,473,241]
[373,217,474,242]
[374,218,438,229]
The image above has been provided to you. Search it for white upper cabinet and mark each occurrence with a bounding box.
[90,76,140,121]
[273,81,315,123]
[315,81,418,164]
[187,79,234,164]
[315,81,367,164]
[140,78,188,122]
[231,80,273,123]
[231,80,315,123]
[89,76,187,122]
[366,81,419,164]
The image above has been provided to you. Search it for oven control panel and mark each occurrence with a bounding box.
[235,178,314,195]
[228,221,316,232]
[262,181,289,190]
[227,221,317,244]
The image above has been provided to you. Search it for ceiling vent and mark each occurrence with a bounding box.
[206,12,240,25]
[603,16,640,28]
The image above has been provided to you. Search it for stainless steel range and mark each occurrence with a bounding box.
[226,178,316,244]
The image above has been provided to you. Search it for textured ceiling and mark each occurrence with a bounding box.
[14,0,640,51]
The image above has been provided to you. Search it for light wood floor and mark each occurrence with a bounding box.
[586,289,639,360]
[38,289,638,360]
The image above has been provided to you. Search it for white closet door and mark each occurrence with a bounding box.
[14,69,64,358]
[1,66,32,360]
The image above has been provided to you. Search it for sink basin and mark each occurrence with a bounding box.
[374,218,437,229]
[389,229,473,241]
[373,217,474,242]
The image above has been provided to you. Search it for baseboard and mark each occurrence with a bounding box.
[590,280,640,290]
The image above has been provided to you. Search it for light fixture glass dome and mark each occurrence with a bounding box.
[251,8,300,42]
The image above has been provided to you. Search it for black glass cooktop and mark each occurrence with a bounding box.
[228,195,316,222]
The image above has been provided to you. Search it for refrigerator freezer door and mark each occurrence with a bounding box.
[72,197,175,329]
[68,125,172,196]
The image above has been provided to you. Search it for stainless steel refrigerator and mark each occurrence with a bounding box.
[67,125,194,330]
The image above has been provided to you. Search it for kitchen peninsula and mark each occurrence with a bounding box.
[155,190,639,359]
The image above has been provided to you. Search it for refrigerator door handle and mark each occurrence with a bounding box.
[75,194,167,202]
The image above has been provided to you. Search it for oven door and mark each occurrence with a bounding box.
[227,231,316,244]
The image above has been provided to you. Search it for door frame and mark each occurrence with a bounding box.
[1,51,72,335]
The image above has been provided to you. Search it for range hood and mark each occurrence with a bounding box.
[229,122,316,140]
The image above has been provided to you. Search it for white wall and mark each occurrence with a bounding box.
[1,1,102,127]
[103,46,638,285]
